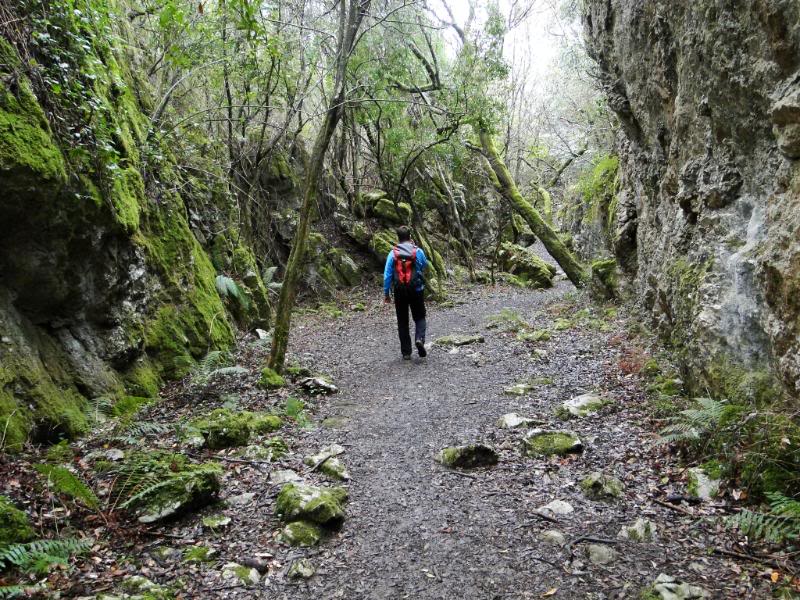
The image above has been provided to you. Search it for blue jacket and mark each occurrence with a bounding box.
[384,242,428,295]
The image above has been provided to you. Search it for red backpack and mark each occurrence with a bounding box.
[393,244,417,291]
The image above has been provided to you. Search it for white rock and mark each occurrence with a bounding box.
[687,467,720,501]
[539,530,566,545]
[255,328,269,340]
[539,499,574,516]
[226,492,255,507]
[270,469,302,485]
[618,518,657,541]
[222,562,260,585]
[496,413,538,429]
[561,393,610,417]
[288,558,315,579]
[586,543,617,565]
[652,574,709,599]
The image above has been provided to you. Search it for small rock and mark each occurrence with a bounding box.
[255,328,269,340]
[304,445,350,480]
[539,530,566,545]
[496,413,539,429]
[539,499,574,517]
[288,558,315,579]
[270,469,302,485]
[226,492,255,507]
[618,518,657,542]
[434,334,485,347]
[299,376,338,395]
[202,514,231,529]
[222,562,260,585]
[686,467,720,501]
[559,393,611,418]
[503,383,535,396]
[580,472,624,501]
[522,429,583,457]
[280,520,322,546]
[586,544,617,566]
[275,483,347,525]
[105,449,125,461]
[652,574,709,599]
[436,444,498,469]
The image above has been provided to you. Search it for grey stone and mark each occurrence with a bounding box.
[586,544,617,565]
[560,393,611,418]
[288,558,316,579]
[580,472,624,501]
[618,518,657,541]
[652,574,710,599]
[226,492,256,507]
[687,467,720,501]
[496,413,539,428]
[540,530,566,545]
[539,500,574,517]
[304,445,350,480]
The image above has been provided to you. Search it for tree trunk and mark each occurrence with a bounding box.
[269,0,371,371]
[478,128,588,287]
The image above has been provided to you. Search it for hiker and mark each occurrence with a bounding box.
[383,226,428,360]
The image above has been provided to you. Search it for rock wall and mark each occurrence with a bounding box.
[583,0,800,400]
[0,8,248,449]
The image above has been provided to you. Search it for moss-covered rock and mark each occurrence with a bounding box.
[118,452,222,523]
[516,329,551,342]
[590,257,618,298]
[580,472,624,501]
[522,429,584,457]
[279,520,322,547]
[0,495,35,546]
[303,445,350,480]
[686,467,720,501]
[287,558,316,579]
[498,242,557,288]
[557,393,613,419]
[371,198,412,224]
[436,444,498,469]
[258,367,286,390]
[189,408,282,449]
[275,483,347,526]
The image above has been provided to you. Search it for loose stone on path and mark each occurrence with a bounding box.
[496,413,540,428]
[436,444,499,469]
[522,429,583,457]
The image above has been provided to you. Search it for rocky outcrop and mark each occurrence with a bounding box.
[583,1,800,398]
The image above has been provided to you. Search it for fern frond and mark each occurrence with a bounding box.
[262,266,278,284]
[215,275,249,310]
[0,538,92,571]
[34,464,99,509]
[767,492,800,518]
[0,584,29,598]
[659,398,739,444]
[725,509,800,543]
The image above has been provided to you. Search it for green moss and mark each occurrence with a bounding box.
[112,396,155,417]
[45,440,74,463]
[123,360,162,397]
[189,408,282,449]
[183,545,215,563]
[0,39,67,195]
[0,495,35,546]
[517,329,551,342]
[258,367,286,389]
[369,229,396,258]
[372,198,411,224]
[553,318,573,331]
[275,483,348,526]
[110,167,144,233]
[580,472,624,501]
[498,242,556,288]
[280,520,322,546]
[590,257,617,298]
[523,431,583,457]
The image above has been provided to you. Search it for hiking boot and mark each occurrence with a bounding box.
[415,339,427,358]
[402,354,412,361]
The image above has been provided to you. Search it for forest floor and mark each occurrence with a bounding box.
[2,248,787,599]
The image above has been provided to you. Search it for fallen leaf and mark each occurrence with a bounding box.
[771,571,780,583]
[542,588,557,597]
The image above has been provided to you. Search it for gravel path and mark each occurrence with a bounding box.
[267,279,767,599]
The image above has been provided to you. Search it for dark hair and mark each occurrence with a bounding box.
[396,225,411,242]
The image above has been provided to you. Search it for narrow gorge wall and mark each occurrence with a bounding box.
[583,0,800,401]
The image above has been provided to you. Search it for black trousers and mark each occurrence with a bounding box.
[394,287,427,356]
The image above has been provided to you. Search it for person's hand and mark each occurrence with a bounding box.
[384,295,392,305]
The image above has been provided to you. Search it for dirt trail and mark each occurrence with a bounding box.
[266,279,764,599]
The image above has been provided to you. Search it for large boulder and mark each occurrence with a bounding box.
[371,198,412,224]
[188,408,282,449]
[498,242,556,288]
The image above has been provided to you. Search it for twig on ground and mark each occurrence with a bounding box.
[652,497,696,516]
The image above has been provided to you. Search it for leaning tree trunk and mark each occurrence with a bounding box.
[269,0,371,371]
[478,129,588,288]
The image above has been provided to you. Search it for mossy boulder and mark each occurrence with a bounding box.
[498,242,557,288]
[686,467,720,501]
[436,444,498,469]
[258,367,286,389]
[580,472,624,501]
[369,229,396,260]
[522,430,584,457]
[280,520,322,547]
[0,495,35,546]
[275,483,348,526]
[590,257,618,298]
[618,518,657,542]
[189,408,282,449]
[119,452,222,523]
[371,198,412,224]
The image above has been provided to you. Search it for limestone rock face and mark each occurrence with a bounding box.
[582,0,800,398]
